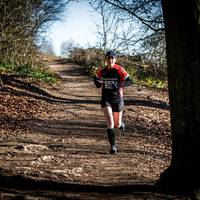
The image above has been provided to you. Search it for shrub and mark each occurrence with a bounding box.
[68,47,168,90]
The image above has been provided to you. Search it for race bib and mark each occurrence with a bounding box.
[105,80,114,89]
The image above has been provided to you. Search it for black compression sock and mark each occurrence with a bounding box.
[107,128,115,146]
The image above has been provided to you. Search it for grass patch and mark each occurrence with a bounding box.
[0,62,59,85]
[135,77,167,89]
[125,65,167,90]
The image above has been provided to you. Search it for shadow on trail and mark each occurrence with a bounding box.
[0,169,169,197]
[1,75,169,110]
[60,67,88,77]
[125,99,169,110]
[0,169,185,200]
[2,85,100,104]
[48,58,69,65]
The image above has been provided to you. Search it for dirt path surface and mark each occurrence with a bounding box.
[0,60,183,199]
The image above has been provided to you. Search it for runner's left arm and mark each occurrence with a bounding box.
[117,66,133,87]
[119,76,133,87]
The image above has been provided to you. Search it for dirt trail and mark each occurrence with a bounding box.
[0,61,180,199]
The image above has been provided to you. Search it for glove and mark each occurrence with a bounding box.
[93,76,102,88]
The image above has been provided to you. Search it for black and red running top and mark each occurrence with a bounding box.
[96,64,129,101]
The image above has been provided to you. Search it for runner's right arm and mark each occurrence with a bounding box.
[94,66,103,88]
[93,76,102,88]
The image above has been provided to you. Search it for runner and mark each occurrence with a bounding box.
[94,50,133,154]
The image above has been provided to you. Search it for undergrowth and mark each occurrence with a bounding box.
[85,61,167,90]
[67,48,168,91]
[0,61,58,85]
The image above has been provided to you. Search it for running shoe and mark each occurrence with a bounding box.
[110,145,117,154]
[119,121,125,131]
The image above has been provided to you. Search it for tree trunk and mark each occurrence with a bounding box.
[158,0,200,193]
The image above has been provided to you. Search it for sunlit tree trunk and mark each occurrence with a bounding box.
[158,0,200,193]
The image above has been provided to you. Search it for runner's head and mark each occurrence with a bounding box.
[105,51,116,68]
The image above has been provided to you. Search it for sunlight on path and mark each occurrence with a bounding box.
[0,61,171,188]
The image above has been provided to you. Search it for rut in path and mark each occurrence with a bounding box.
[0,61,171,188]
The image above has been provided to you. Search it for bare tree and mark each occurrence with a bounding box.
[60,39,76,57]
[0,0,73,67]
[102,0,164,32]
[89,0,123,52]
[88,0,165,66]
[40,38,55,55]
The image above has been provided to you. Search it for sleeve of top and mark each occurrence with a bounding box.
[117,66,129,82]
[96,68,103,78]
[119,76,133,87]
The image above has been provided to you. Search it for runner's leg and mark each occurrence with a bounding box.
[103,106,117,153]
[103,106,114,129]
[113,111,123,129]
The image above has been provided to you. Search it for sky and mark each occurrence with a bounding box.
[47,1,99,56]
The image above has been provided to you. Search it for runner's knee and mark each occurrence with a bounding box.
[114,122,120,129]
[108,121,114,129]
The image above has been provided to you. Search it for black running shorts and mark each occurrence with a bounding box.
[101,99,124,112]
